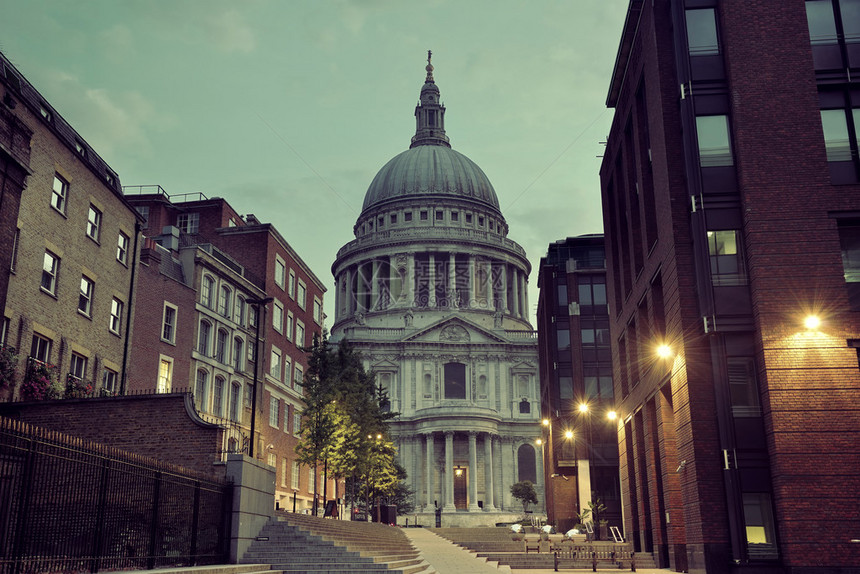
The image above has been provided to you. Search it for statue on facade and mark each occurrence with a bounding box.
[404,308,414,327]
[355,311,366,325]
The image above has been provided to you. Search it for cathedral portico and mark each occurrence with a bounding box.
[330,54,542,527]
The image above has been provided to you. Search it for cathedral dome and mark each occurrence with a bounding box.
[361,145,500,212]
[360,52,501,215]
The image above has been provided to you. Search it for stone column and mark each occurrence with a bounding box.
[407,252,415,307]
[468,431,480,511]
[468,256,476,309]
[374,259,383,311]
[523,275,530,320]
[493,436,503,510]
[483,433,496,511]
[443,431,456,511]
[484,260,493,310]
[344,267,353,317]
[449,252,457,308]
[511,268,520,318]
[425,433,435,510]
[389,255,398,307]
[499,263,508,314]
[429,252,436,307]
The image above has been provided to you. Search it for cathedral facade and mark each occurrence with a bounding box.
[330,56,543,526]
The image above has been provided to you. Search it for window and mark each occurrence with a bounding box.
[235,296,246,326]
[584,365,614,400]
[742,493,779,559]
[216,329,228,363]
[161,303,177,344]
[295,321,305,348]
[558,375,573,400]
[269,397,280,427]
[136,206,149,229]
[78,276,94,316]
[478,216,484,227]
[685,8,719,55]
[273,300,284,333]
[69,352,87,381]
[275,257,286,289]
[176,212,199,234]
[696,115,734,167]
[404,212,413,222]
[51,174,68,213]
[244,383,253,408]
[102,368,117,395]
[435,210,443,220]
[270,346,282,380]
[248,337,257,363]
[838,221,860,306]
[268,452,276,469]
[41,251,59,295]
[218,285,232,318]
[229,383,241,421]
[294,365,303,388]
[286,312,294,341]
[466,213,472,224]
[116,232,129,264]
[308,467,316,492]
[728,357,760,416]
[451,211,459,222]
[30,334,51,363]
[557,283,568,306]
[110,298,123,334]
[213,376,225,415]
[195,369,209,410]
[578,276,608,313]
[201,275,215,308]
[420,211,428,221]
[820,108,854,161]
[284,405,291,432]
[87,205,102,241]
[297,281,306,309]
[707,230,746,285]
[556,327,571,352]
[198,320,211,355]
[444,362,466,400]
[313,297,322,325]
[288,270,296,299]
[233,337,244,371]
[284,359,291,386]
[291,461,300,489]
[249,304,259,328]
[157,357,173,393]
[293,411,301,435]
[390,214,397,224]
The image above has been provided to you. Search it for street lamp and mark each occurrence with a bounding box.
[247,296,273,459]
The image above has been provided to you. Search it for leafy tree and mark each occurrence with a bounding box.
[510,480,538,512]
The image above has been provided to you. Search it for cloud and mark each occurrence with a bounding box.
[40,70,161,158]
[204,9,256,53]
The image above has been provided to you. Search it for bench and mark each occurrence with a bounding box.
[524,538,551,553]
[552,545,636,571]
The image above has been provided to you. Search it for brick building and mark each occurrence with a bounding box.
[0,51,142,400]
[536,235,620,534]
[124,188,328,511]
[600,1,860,573]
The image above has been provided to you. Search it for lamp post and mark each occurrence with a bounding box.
[247,297,273,459]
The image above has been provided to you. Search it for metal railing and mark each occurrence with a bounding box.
[0,417,231,574]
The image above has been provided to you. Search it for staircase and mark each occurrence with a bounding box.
[242,514,431,574]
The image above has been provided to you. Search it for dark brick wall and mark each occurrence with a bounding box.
[0,393,226,479]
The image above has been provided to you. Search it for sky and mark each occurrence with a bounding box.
[0,0,629,326]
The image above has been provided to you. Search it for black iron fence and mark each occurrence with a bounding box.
[0,417,231,574]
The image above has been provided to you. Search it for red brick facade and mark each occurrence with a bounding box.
[601,2,860,573]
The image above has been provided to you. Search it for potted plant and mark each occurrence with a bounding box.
[510,480,538,513]
[21,359,60,400]
[587,498,607,540]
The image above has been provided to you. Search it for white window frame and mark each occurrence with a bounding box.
[41,251,59,295]
[117,231,129,265]
[288,270,296,299]
[78,275,94,317]
[31,333,52,363]
[161,302,177,344]
[297,280,307,310]
[273,300,284,333]
[198,320,212,356]
[270,346,282,380]
[51,174,68,214]
[177,212,199,234]
[213,376,225,415]
[286,312,294,341]
[218,285,232,318]
[269,397,280,427]
[109,298,123,335]
[313,297,323,325]
[87,204,102,242]
[157,355,173,393]
[216,328,228,363]
[291,461,300,489]
[293,411,301,436]
[294,364,303,388]
[102,368,118,395]
[201,275,215,308]
[69,352,87,381]
[275,256,286,289]
[233,337,244,372]
[295,320,305,348]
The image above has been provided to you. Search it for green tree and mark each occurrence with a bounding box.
[510,480,538,512]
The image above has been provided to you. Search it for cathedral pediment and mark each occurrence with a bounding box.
[402,316,507,344]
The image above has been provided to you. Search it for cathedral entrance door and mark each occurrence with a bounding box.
[454,467,468,509]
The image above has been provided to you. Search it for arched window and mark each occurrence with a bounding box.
[444,362,466,400]
[195,369,209,411]
[518,374,529,398]
[216,329,228,363]
[219,285,232,317]
[198,320,211,356]
[518,444,537,483]
[229,382,241,422]
[233,337,244,372]
[213,376,225,416]
[201,275,215,308]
